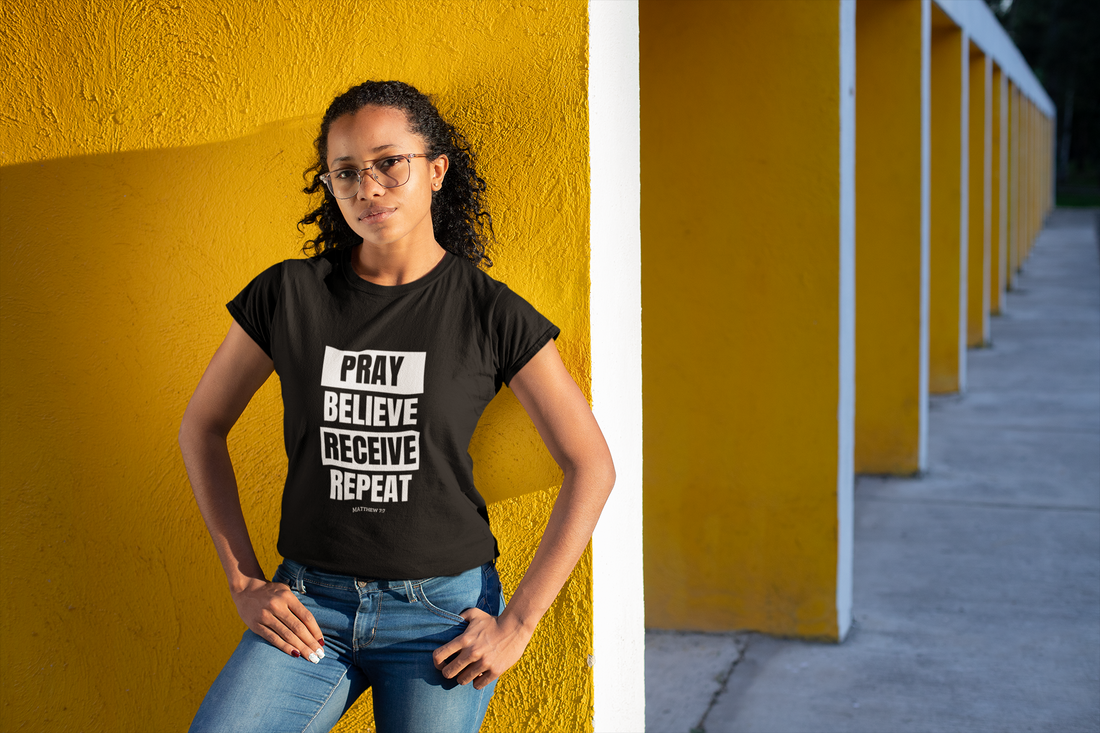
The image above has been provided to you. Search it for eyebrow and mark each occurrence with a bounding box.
[330,144,399,166]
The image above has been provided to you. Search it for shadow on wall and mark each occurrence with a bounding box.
[0,118,559,730]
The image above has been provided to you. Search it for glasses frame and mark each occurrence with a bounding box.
[319,153,433,199]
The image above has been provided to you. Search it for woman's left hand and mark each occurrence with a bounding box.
[431,340,615,692]
[432,609,533,690]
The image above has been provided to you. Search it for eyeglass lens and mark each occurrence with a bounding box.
[326,156,411,198]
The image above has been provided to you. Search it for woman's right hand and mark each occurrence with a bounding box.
[181,324,325,662]
[230,577,326,663]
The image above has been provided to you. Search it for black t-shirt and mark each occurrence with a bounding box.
[227,249,559,579]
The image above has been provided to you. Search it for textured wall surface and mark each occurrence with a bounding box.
[640,0,845,639]
[854,0,926,475]
[0,1,593,730]
[967,49,991,349]
[929,8,967,394]
[991,67,1005,315]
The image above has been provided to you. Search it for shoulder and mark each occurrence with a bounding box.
[282,249,341,280]
[440,255,512,307]
[443,258,554,333]
[251,250,342,292]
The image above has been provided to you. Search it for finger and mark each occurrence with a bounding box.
[459,607,489,623]
[284,594,325,649]
[443,647,482,681]
[434,608,489,669]
[261,584,325,658]
[472,671,500,691]
[264,610,324,663]
[433,635,467,670]
[251,623,305,659]
[456,661,488,686]
[277,611,325,661]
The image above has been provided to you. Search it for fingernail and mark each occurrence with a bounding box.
[316,648,326,660]
[291,650,301,658]
[309,652,320,664]
[318,638,325,647]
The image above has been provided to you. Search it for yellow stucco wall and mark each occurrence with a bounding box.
[929,8,965,394]
[1040,112,1048,226]
[0,2,594,731]
[1004,89,1053,288]
[1022,98,1029,263]
[1008,84,1020,284]
[1021,99,1030,263]
[1028,101,1035,256]
[854,0,925,475]
[967,47,989,348]
[1020,98,1029,256]
[1021,98,1028,264]
[990,65,1004,315]
[641,0,846,640]
[1046,115,1053,214]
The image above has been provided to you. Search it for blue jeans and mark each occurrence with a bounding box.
[189,558,505,733]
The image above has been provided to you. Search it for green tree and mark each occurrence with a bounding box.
[987,0,1100,195]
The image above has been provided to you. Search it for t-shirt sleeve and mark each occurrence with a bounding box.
[226,262,285,358]
[491,285,561,388]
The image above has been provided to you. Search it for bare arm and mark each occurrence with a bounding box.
[433,339,616,688]
[179,322,325,662]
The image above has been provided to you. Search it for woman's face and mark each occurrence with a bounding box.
[325,105,448,254]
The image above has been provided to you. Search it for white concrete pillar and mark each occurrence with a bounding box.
[589,2,644,730]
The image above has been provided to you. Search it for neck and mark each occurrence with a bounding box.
[350,240,447,286]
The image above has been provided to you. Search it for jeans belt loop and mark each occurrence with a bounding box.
[403,579,416,602]
[294,564,307,594]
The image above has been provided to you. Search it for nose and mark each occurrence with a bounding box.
[356,169,387,199]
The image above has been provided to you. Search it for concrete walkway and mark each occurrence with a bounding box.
[645,208,1100,733]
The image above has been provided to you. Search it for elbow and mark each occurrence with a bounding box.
[178,403,204,450]
[602,452,617,496]
[178,414,204,459]
[569,447,615,499]
[178,407,227,453]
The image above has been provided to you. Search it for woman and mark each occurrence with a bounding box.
[179,80,615,733]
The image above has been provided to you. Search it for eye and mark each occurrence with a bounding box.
[375,156,403,173]
[332,169,358,181]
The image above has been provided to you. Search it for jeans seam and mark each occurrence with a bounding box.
[301,667,350,733]
[418,595,467,624]
[478,564,490,613]
[415,578,470,624]
[352,593,380,652]
[470,681,491,729]
[300,579,351,591]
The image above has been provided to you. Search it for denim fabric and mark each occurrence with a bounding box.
[189,559,505,733]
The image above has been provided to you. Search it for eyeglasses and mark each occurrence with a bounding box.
[319,154,431,199]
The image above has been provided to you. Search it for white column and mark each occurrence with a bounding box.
[588,1,644,731]
[837,0,856,641]
[919,0,932,470]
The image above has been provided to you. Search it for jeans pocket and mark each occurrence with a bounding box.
[477,562,504,617]
[416,566,483,624]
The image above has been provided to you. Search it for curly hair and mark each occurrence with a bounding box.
[299,81,493,268]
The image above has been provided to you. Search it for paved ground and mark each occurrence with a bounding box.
[645,208,1100,733]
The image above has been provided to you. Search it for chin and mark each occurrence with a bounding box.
[357,233,404,249]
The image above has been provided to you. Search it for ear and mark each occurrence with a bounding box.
[431,154,449,190]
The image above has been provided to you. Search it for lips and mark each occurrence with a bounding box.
[359,207,395,224]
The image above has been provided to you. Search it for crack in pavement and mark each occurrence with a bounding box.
[692,636,748,733]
